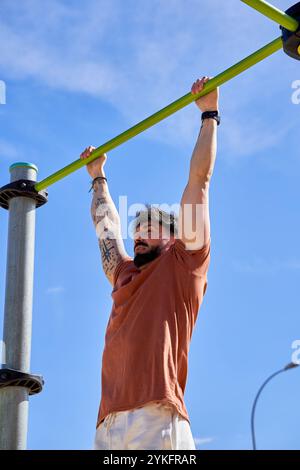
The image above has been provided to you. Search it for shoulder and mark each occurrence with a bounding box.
[113,257,135,288]
[171,237,211,276]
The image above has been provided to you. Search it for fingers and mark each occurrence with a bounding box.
[80,146,96,160]
[191,76,209,95]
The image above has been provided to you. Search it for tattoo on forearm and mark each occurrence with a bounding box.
[98,237,124,279]
[91,189,127,283]
[95,197,107,207]
[101,238,114,263]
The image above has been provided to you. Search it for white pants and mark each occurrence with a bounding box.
[94,401,196,450]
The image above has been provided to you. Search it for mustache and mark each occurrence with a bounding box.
[134,241,148,249]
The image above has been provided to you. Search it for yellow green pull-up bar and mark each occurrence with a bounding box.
[242,0,299,30]
[34,0,300,193]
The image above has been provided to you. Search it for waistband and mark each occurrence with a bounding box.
[101,401,176,433]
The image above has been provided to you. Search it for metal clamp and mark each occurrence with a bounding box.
[0,367,44,395]
[281,3,300,60]
[0,179,48,210]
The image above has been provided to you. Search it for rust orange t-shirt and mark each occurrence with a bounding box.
[96,237,211,429]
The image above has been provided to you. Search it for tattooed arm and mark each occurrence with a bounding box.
[80,146,130,286]
[91,179,130,286]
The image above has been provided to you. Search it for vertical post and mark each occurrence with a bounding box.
[0,162,38,450]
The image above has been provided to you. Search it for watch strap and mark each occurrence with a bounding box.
[201,110,220,125]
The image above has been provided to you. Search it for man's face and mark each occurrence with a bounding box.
[133,220,173,268]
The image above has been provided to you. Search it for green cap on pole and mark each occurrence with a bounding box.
[9,162,38,173]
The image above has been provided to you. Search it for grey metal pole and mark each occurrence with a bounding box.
[0,162,38,450]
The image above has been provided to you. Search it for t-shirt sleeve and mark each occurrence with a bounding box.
[172,237,211,277]
[113,257,134,289]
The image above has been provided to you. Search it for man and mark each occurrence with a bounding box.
[80,76,219,450]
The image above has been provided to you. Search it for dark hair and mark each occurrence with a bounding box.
[133,203,178,236]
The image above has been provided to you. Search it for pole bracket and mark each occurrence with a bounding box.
[0,179,48,210]
[0,367,44,395]
[281,2,300,60]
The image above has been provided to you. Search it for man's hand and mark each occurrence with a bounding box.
[191,76,219,113]
[80,145,107,179]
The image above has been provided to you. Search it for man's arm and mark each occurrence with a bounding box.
[91,179,130,285]
[179,76,218,250]
[80,147,130,286]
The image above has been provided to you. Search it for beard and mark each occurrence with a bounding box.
[133,245,162,268]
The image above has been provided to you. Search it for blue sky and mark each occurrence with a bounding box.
[0,0,300,450]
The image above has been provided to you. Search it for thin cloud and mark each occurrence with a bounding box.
[0,0,294,156]
[232,257,300,275]
[0,140,18,160]
[194,436,215,447]
[46,286,65,294]
[221,117,293,161]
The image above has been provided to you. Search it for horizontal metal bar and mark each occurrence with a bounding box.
[241,0,299,31]
[34,37,282,192]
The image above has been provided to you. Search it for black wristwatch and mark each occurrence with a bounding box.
[201,110,220,126]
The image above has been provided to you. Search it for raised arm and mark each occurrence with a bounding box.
[179,76,219,250]
[80,147,130,285]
